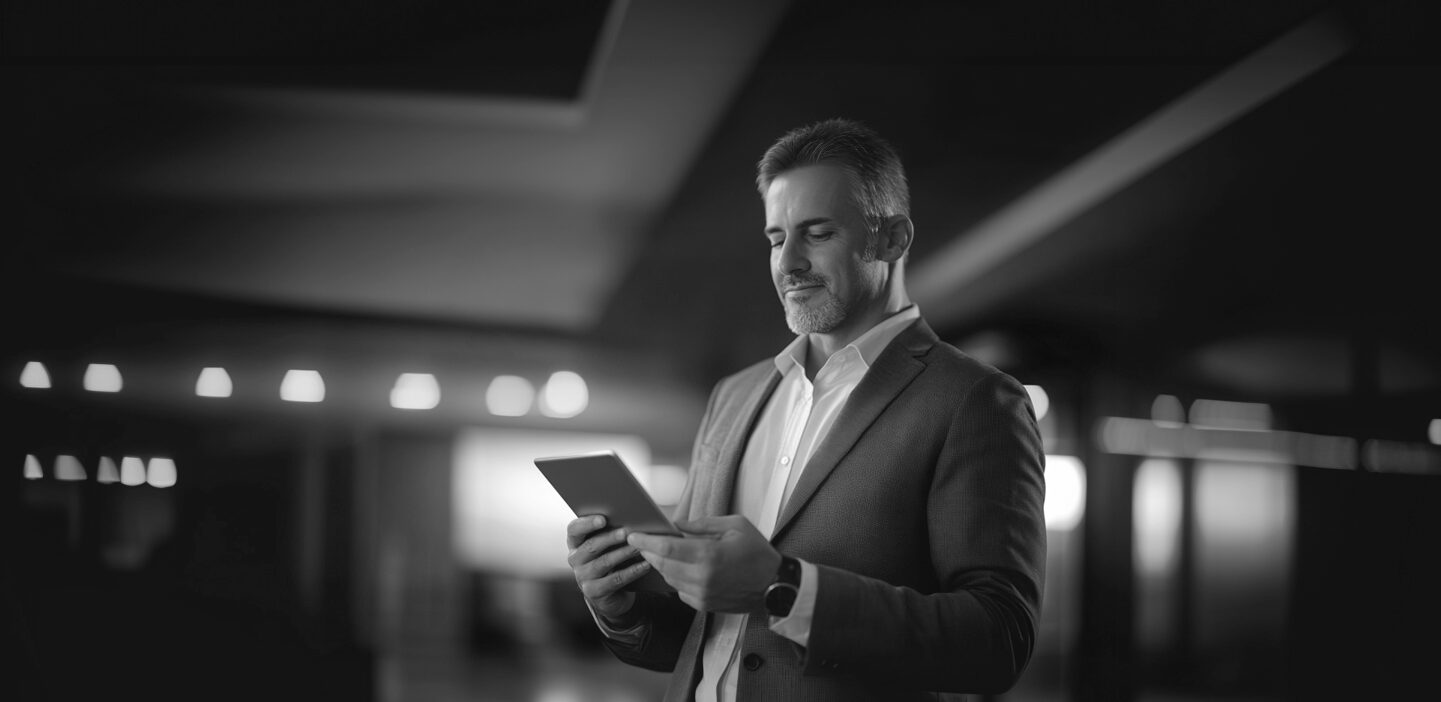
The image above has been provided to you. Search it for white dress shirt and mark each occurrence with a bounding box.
[603,306,921,702]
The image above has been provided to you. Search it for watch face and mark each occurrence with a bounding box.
[766,583,799,616]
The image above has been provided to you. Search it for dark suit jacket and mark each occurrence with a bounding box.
[604,318,1047,702]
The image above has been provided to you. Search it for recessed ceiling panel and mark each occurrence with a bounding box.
[5,0,616,100]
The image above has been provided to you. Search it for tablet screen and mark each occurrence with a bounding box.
[534,450,681,592]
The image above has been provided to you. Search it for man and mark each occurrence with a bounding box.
[565,118,1046,701]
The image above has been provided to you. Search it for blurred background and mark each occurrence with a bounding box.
[4,1,1439,700]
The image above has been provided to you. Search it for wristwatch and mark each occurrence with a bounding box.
[764,555,802,617]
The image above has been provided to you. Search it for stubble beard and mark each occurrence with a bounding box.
[784,287,847,335]
[780,239,883,335]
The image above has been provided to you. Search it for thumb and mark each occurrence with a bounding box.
[675,514,749,536]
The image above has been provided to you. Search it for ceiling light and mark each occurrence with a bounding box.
[97,457,120,484]
[24,454,43,479]
[646,464,689,506]
[1023,384,1050,421]
[120,457,146,486]
[196,367,233,398]
[390,373,440,410]
[280,369,325,403]
[486,375,534,417]
[147,458,177,488]
[539,371,588,418]
[1043,455,1086,531]
[1150,394,1185,426]
[1133,458,1183,577]
[1189,398,1272,431]
[55,454,87,481]
[1429,419,1440,446]
[20,361,51,389]
[910,11,1351,328]
[83,363,123,392]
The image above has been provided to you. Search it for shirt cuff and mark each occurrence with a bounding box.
[586,599,648,645]
[767,558,817,648]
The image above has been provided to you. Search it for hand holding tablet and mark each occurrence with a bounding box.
[537,450,682,593]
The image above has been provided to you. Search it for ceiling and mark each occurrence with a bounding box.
[4,0,1439,440]
[8,0,791,332]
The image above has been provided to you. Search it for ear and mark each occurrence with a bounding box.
[876,214,914,263]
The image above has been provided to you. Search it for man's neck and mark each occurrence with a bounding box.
[802,297,910,379]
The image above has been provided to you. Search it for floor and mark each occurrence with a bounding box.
[377,644,1281,702]
[381,642,671,702]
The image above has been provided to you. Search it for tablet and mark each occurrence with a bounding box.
[534,450,682,592]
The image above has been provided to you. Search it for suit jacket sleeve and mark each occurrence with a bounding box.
[600,589,699,672]
[801,369,1047,694]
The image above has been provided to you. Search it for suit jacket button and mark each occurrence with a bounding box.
[743,653,764,671]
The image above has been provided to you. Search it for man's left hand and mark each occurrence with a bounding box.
[628,515,782,614]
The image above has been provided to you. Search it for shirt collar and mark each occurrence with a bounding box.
[774,305,921,375]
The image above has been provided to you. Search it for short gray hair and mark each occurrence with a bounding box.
[755,118,910,232]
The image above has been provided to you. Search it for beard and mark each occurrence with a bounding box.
[780,273,847,334]
[785,294,847,335]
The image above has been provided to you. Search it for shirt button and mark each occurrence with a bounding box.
[779,456,790,466]
[743,653,764,671]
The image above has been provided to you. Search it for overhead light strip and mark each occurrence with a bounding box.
[911,10,1353,325]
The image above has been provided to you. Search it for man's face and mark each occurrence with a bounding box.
[764,163,886,337]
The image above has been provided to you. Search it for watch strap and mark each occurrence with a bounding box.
[764,556,802,617]
[774,555,801,587]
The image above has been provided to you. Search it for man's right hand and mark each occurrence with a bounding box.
[566,515,653,624]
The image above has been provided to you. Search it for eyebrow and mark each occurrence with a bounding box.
[764,217,835,236]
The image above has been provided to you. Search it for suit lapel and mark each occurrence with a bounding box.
[771,320,936,539]
[692,368,782,521]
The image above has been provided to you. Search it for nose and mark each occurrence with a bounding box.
[776,236,809,275]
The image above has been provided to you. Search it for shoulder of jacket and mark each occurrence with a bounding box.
[712,357,775,394]
[918,340,1024,393]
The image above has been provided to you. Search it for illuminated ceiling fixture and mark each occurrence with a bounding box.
[55,454,87,481]
[1133,458,1183,576]
[1428,419,1440,446]
[1043,455,1086,531]
[96,457,120,484]
[83,363,123,393]
[540,371,589,418]
[1150,394,1186,426]
[196,367,233,398]
[486,375,534,417]
[1023,384,1050,421]
[24,454,43,479]
[910,11,1352,329]
[646,464,689,506]
[147,458,178,488]
[390,373,441,410]
[120,457,146,486]
[280,369,325,403]
[1189,398,1272,431]
[20,361,51,389]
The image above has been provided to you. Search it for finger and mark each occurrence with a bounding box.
[566,515,607,549]
[581,557,649,598]
[630,532,717,565]
[629,531,704,554]
[634,547,663,571]
[675,515,748,537]
[570,528,628,569]
[628,532,687,561]
[582,544,643,580]
[567,527,629,567]
[579,559,653,600]
[634,548,699,587]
